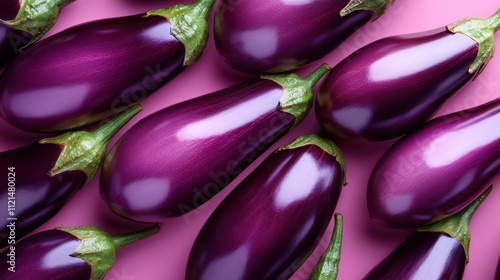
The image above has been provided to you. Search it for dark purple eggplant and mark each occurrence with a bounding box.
[0,0,74,68]
[0,0,216,133]
[100,65,330,223]
[368,98,499,228]
[0,224,159,280]
[310,213,343,280]
[316,10,500,141]
[0,105,141,247]
[214,0,395,74]
[496,256,500,280]
[364,187,491,279]
[186,135,346,280]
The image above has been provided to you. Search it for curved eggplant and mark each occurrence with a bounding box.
[368,98,500,228]
[100,65,330,223]
[0,106,141,247]
[214,0,394,74]
[0,224,159,280]
[0,0,216,133]
[316,10,500,141]
[186,135,346,280]
[364,187,490,279]
[0,0,74,68]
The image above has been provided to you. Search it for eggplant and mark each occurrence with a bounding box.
[0,224,159,280]
[0,105,141,247]
[0,0,74,68]
[0,0,216,133]
[186,135,346,280]
[316,9,500,141]
[496,256,500,280]
[310,213,343,280]
[368,98,500,228]
[364,187,490,279]
[100,65,330,223]
[214,0,394,74]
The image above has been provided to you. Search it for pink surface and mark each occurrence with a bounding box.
[0,0,499,279]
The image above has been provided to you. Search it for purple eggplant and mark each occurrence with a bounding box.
[0,105,141,247]
[0,0,216,133]
[186,135,346,280]
[0,0,74,68]
[364,187,490,279]
[0,224,159,280]
[496,256,500,280]
[368,98,500,228]
[316,10,500,141]
[310,213,343,280]
[214,0,395,74]
[100,65,330,223]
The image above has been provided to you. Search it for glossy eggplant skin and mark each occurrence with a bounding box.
[316,29,478,141]
[0,229,91,280]
[100,80,296,222]
[368,98,500,228]
[363,232,465,279]
[0,14,185,132]
[496,256,500,280]
[0,0,30,68]
[0,144,87,247]
[214,0,372,74]
[186,144,343,280]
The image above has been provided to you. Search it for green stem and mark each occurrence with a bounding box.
[340,0,395,19]
[112,224,160,249]
[191,0,217,20]
[418,186,492,262]
[279,134,347,185]
[261,64,331,127]
[147,0,217,66]
[310,214,343,280]
[303,64,332,89]
[92,105,142,145]
[486,9,500,32]
[1,0,75,48]
[40,105,142,183]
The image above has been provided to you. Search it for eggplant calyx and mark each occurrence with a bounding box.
[340,0,395,19]
[58,225,159,280]
[310,213,343,280]
[262,63,330,128]
[418,186,492,262]
[147,0,216,67]
[39,105,142,184]
[0,0,75,49]
[278,134,347,185]
[447,9,500,76]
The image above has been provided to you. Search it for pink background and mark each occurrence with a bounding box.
[1,0,499,279]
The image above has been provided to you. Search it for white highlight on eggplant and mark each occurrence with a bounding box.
[274,153,318,208]
[201,244,249,280]
[384,194,413,215]
[282,0,313,5]
[176,89,281,141]
[332,106,372,132]
[411,236,458,279]
[42,239,82,269]
[423,113,500,168]
[368,37,458,82]
[6,84,89,118]
[237,28,278,59]
[123,178,170,211]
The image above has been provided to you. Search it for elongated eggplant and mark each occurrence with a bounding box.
[100,65,330,223]
[0,0,74,68]
[364,187,490,279]
[186,135,346,280]
[368,98,499,228]
[0,224,159,280]
[214,0,394,74]
[316,10,500,141]
[0,106,141,247]
[310,213,343,280]
[0,0,216,133]
[496,256,500,280]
